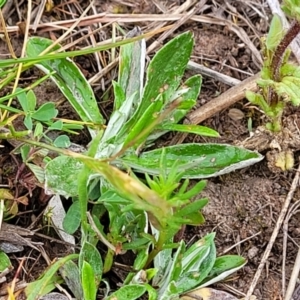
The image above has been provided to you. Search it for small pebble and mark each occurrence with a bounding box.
[248,246,259,259]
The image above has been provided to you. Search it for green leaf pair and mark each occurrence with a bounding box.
[16,88,57,131]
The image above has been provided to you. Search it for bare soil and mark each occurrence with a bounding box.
[0,1,300,299]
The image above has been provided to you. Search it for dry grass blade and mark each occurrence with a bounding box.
[146,0,200,53]
[282,200,300,299]
[245,158,300,299]
[187,61,241,86]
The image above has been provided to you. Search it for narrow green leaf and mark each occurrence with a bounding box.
[81,261,97,300]
[26,37,104,125]
[136,32,193,120]
[158,124,219,137]
[132,245,149,270]
[266,14,284,51]
[175,233,216,293]
[112,80,126,111]
[24,115,33,130]
[0,0,7,8]
[0,251,11,271]
[147,75,202,143]
[60,260,83,300]
[25,275,64,299]
[199,255,247,288]
[33,122,43,138]
[123,95,164,147]
[25,254,78,300]
[63,201,81,234]
[178,180,207,200]
[26,90,37,112]
[183,211,206,225]
[175,199,208,218]
[106,284,147,300]
[169,75,202,123]
[79,242,103,286]
[16,87,29,112]
[119,27,146,107]
[120,143,264,179]
[157,241,185,298]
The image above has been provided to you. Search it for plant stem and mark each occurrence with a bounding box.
[146,229,168,268]
[271,19,300,82]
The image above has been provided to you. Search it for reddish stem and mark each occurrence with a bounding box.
[271,20,300,82]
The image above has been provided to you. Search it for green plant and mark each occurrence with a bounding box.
[246,0,300,132]
[0,31,262,299]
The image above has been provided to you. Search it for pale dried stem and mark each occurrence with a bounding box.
[283,201,300,299]
[245,160,300,299]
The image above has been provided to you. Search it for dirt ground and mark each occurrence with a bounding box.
[0,0,300,299]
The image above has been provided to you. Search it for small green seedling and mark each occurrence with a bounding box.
[246,0,300,132]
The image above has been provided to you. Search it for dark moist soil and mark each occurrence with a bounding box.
[0,1,299,299]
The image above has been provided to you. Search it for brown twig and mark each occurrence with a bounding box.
[170,72,260,145]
